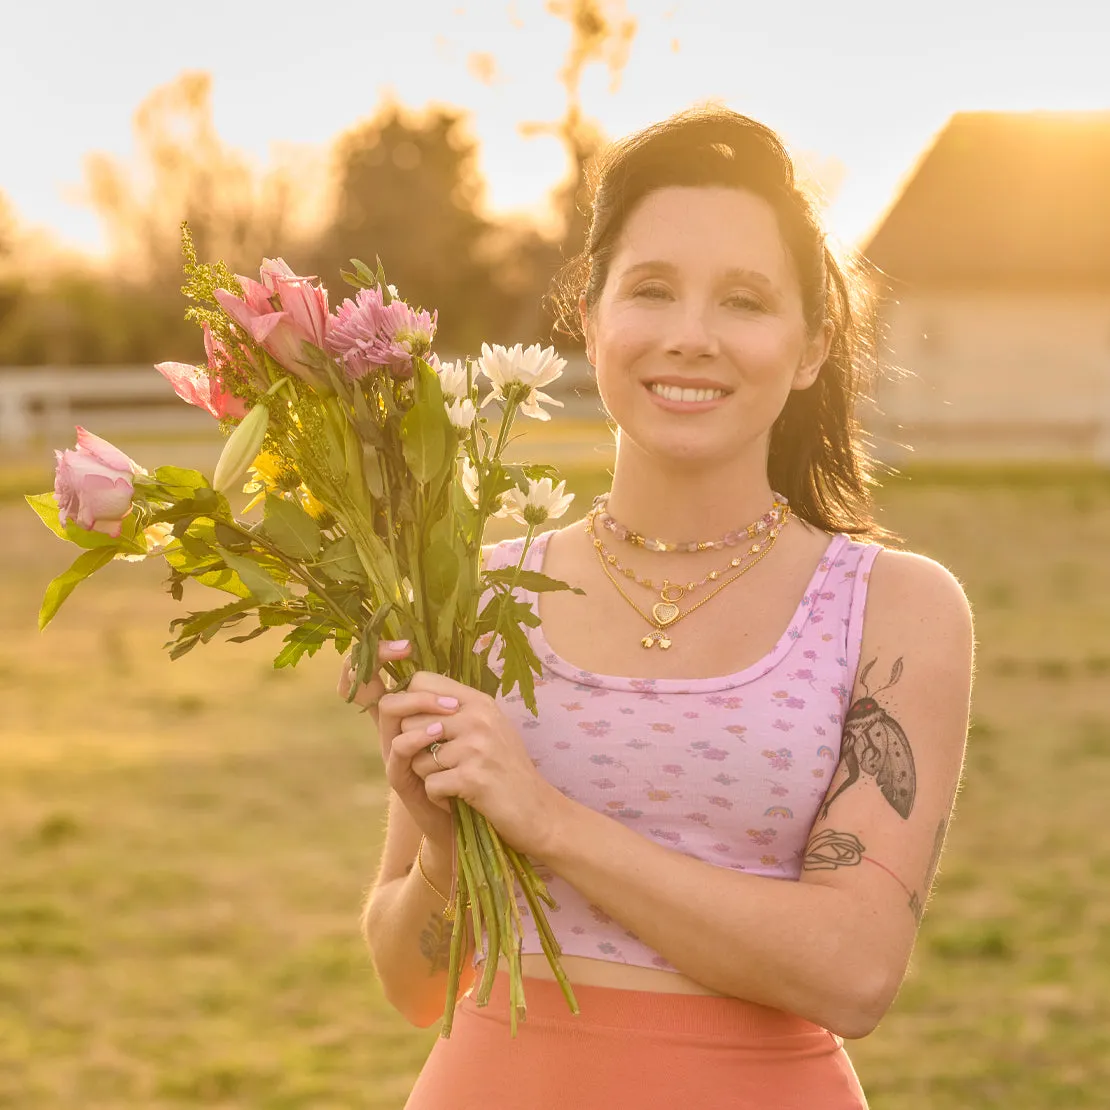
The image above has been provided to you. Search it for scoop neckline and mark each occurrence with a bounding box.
[517,528,852,693]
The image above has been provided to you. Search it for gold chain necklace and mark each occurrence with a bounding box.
[592,511,787,600]
[585,504,790,648]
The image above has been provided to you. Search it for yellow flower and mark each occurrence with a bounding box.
[297,485,329,520]
[242,450,299,513]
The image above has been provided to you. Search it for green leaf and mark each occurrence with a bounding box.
[400,360,451,487]
[262,495,321,560]
[25,492,136,551]
[351,258,379,287]
[214,547,291,604]
[169,635,201,661]
[274,622,331,669]
[167,598,256,643]
[477,593,541,634]
[149,466,210,499]
[213,521,252,552]
[434,576,461,657]
[163,546,252,598]
[316,536,367,584]
[423,540,459,607]
[497,617,543,716]
[519,462,562,483]
[400,403,448,485]
[227,625,268,645]
[362,447,386,500]
[347,602,394,700]
[482,568,586,596]
[38,546,118,630]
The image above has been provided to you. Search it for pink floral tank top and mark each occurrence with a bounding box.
[471,529,883,973]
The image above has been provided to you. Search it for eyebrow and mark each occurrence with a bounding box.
[619,260,779,293]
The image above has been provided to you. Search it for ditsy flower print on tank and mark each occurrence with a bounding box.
[468,529,884,976]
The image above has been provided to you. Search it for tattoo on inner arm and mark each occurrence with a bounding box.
[820,656,917,821]
[418,912,453,975]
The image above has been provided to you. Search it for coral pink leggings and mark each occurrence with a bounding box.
[402,970,869,1109]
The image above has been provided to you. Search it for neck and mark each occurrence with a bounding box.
[604,439,779,544]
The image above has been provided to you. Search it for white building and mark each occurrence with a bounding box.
[861,110,1110,463]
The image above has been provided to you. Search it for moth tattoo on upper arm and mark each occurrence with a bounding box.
[820,657,917,821]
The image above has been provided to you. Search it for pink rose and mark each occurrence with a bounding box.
[215,258,330,387]
[53,428,145,538]
[154,322,250,420]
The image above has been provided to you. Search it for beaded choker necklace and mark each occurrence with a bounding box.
[590,492,789,553]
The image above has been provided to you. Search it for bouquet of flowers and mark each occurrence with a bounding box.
[26,225,583,1037]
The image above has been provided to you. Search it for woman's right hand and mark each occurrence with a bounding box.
[337,640,456,852]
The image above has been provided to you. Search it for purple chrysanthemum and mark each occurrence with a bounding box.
[327,288,438,381]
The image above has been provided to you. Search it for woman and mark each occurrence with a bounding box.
[338,106,974,1109]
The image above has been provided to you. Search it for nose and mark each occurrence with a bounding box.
[664,301,719,360]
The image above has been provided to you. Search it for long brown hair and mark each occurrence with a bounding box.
[549,104,892,541]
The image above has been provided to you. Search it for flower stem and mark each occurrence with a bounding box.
[489,397,518,462]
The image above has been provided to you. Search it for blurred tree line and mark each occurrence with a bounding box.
[0,3,852,373]
[0,70,576,367]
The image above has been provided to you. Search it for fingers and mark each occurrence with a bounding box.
[336,639,412,704]
[378,690,461,737]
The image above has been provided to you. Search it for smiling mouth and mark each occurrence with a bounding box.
[645,382,731,404]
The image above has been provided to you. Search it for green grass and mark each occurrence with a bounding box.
[4,429,1110,1107]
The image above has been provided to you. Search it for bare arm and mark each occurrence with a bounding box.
[362,803,477,1029]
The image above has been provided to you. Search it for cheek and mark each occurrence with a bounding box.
[727,322,806,383]
[594,304,660,363]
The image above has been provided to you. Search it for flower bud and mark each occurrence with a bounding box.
[213,403,270,496]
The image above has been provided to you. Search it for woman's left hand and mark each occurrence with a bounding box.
[377,671,570,864]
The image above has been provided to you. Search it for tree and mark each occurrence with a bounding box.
[309,102,504,355]
[79,71,314,290]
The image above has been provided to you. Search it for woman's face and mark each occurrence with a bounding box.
[581,185,831,469]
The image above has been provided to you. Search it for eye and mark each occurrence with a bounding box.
[633,283,671,300]
[725,293,765,311]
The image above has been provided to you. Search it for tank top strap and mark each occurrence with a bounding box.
[842,539,885,690]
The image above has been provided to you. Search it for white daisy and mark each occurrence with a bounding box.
[497,477,575,527]
[477,342,566,421]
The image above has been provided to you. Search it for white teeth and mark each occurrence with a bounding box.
[648,383,727,403]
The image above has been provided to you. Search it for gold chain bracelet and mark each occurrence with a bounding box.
[416,835,455,920]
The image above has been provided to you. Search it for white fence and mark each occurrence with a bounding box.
[6,362,1106,463]
[0,359,604,450]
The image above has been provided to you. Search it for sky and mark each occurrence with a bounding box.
[3,0,1110,258]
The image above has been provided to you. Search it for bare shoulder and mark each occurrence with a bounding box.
[866,545,974,645]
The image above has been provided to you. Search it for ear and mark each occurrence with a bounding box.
[579,293,596,366]
[791,319,834,391]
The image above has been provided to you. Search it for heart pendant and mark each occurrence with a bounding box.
[652,601,680,626]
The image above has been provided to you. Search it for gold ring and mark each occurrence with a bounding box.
[428,741,444,769]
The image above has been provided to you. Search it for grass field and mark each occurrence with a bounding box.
[3,426,1109,1108]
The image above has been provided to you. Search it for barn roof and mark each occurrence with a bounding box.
[861,110,1110,286]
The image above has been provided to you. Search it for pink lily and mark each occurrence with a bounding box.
[154,323,250,420]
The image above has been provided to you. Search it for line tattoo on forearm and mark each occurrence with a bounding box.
[803,828,923,923]
[820,656,917,821]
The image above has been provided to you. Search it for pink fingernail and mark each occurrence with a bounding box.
[426,721,444,737]
[437,696,460,709]
[384,640,410,650]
